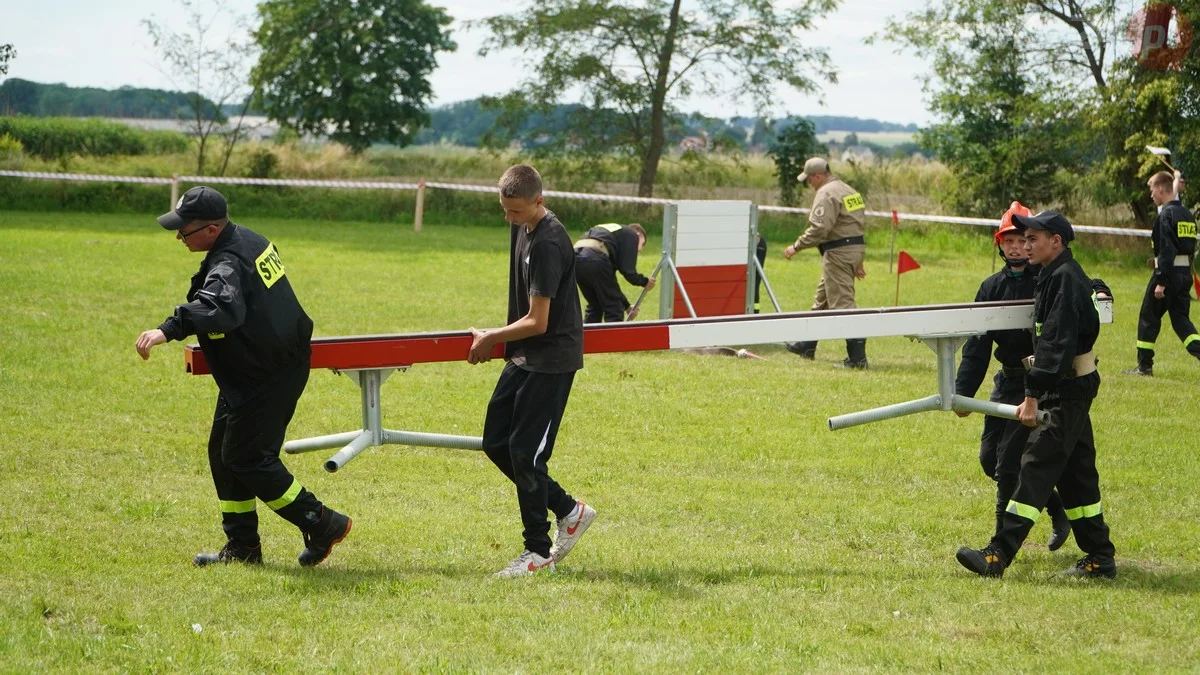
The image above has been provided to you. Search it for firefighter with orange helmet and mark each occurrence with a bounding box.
[953,202,1072,551]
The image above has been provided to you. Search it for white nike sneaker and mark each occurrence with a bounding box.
[494,550,555,578]
[549,501,597,564]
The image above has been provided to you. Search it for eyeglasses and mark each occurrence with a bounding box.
[179,224,212,239]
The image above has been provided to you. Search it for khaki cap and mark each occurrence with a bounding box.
[796,157,830,183]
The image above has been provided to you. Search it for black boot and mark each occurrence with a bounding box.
[1061,554,1116,579]
[955,544,1008,578]
[298,507,352,567]
[1125,348,1154,376]
[194,541,262,567]
[785,341,817,359]
[1046,491,1072,552]
[837,339,868,369]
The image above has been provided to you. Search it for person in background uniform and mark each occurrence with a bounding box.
[754,233,768,313]
[1126,170,1199,376]
[468,165,596,577]
[956,211,1117,579]
[574,223,655,322]
[783,157,869,368]
[135,186,352,568]
[954,202,1071,553]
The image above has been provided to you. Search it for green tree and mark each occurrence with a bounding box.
[0,44,15,76]
[143,0,259,176]
[250,0,456,153]
[476,0,836,197]
[881,1,1124,218]
[766,119,823,207]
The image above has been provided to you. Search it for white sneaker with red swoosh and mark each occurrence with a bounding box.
[550,501,597,564]
[494,550,555,578]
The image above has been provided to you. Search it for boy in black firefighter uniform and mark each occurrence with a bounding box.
[954,202,1071,552]
[468,165,595,577]
[136,186,352,568]
[957,211,1117,579]
[1125,170,1200,376]
[574,223,655,322]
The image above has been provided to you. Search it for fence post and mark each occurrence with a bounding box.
[170,175,180,210]
[414,180,425,232]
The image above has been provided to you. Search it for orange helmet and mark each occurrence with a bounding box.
[996,201,1034,246]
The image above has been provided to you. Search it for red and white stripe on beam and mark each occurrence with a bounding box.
[184,301,1037,375]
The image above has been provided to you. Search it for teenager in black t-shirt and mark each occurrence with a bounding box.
[467,164,596,577]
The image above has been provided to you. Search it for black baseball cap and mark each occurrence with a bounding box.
[1010,210,1074,244]
[157,186,228,231]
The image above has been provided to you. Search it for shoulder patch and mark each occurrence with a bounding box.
[255,242,286,288]
[813,205,826,219]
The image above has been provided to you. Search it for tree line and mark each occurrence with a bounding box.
[0,77,917,156]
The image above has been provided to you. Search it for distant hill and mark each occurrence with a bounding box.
[413,98,921,151]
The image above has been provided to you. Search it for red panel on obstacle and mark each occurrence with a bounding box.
[184,323,672,375]
[673,264,747,318]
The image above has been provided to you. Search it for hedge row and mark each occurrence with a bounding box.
[0,117,191,160]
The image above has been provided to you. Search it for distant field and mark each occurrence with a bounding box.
[818,130,917,147]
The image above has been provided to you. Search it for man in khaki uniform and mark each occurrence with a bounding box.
[783,157,869,368]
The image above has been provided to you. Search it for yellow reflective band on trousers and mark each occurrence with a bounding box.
[1064,502,1103,520]
[265,479,302,511]
[1184,334,1200,348]
[219,499,256,514]
[1006,500,1041,522]
[1137,340,1156,351]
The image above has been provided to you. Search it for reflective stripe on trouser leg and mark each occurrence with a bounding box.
[265,479,303,511]
[1063,501,1103,520]
[220,499,256,514]
[1184,334,1200,348]
[1005,500,1041,522]
[1136,340,1155,351]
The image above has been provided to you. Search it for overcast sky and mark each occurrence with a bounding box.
[6,0,937,125]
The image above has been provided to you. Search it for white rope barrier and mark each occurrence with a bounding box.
[177,175,421,190]
[0,169,1148,237]
[0,169,173,185]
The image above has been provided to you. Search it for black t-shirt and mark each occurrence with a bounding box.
[505,210,584,373]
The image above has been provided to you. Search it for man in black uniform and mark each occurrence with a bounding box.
[954,202,1071,552]
[468,165,596,577]
[956,211,1117,579]
[1125,170,1199,376]
[574,223,655,322]
[136,186,352,568]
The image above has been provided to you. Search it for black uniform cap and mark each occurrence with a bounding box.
[1010,210,1075,244]
[157,186,228,231]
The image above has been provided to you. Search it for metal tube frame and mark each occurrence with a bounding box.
[284,366,483,472]
[828,334,1049,431]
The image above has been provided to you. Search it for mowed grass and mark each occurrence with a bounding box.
[0,209,1198,672]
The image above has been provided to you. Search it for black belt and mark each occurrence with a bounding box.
[1000,366,1025,378]
[818,236,865,254]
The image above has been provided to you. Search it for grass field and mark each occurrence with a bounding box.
[1,210,1198,671]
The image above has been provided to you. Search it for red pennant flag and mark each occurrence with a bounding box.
[891,209,900,225]
[897,250,921,275]
[1193,271,1200,299]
